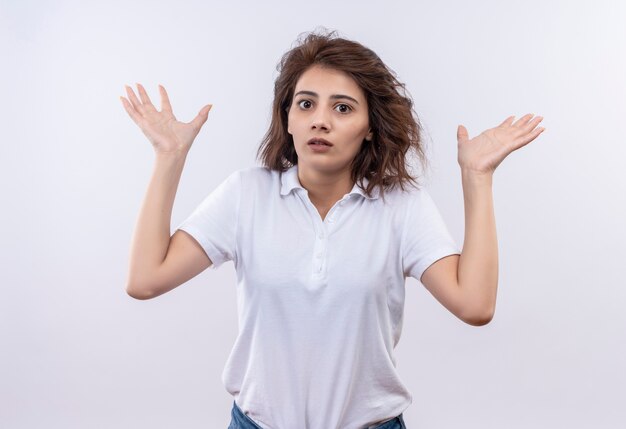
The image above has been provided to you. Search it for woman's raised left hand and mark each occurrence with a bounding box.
[456,113,545,176]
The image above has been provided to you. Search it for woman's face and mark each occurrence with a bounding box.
[287,65,372,176]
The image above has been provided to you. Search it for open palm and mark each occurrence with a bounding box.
[457,113,545,175]
[120,83,212,154]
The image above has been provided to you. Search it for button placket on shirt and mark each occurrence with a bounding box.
[313,226,327,274]
[314,195,353,273]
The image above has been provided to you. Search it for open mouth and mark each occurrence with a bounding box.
[307,138,333,146]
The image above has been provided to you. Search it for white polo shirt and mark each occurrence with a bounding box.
[176,165,461,429]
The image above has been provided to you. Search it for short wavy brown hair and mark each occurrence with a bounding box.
[256,29,429,199]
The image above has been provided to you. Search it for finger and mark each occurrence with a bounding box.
[513,126,546,150]
[159,85,173,113]
[528,126,546,140]
[498,115,515,127]
[125,85,144,112]
[457,124,469,143]
[136,83,157,111]
[119,96,142,124]
[190,104,213,130]
[512,113,534,128]
[521,115,543,133]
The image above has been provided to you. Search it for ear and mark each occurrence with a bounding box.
[365,129,373,141]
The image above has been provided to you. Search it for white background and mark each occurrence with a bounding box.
[1,0,625,428]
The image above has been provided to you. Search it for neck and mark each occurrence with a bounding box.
[297,165,353,205]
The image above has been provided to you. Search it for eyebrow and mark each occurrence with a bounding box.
[294,90,360,105]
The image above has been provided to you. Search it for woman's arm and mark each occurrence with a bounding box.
[126,152,215,299]
[457,170,497,324]
[420,114,545,325]
[120,83,212,298]
[420,172,496,326]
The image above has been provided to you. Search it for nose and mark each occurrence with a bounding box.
[310,109,331,131]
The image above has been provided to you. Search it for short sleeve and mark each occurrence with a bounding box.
[401,188,461,282]
[174,170,241,270]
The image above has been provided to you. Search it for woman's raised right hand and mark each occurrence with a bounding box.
[120,83,212,155]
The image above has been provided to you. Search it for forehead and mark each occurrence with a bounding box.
[294,65,366,101]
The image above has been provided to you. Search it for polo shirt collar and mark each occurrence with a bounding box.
[280,164,380,200]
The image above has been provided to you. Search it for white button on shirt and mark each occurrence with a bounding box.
[176,165,461,429]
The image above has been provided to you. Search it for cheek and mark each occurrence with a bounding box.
[287,112,303,136]
[345,121,370,142]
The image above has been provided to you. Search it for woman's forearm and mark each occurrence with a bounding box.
[457,169,499,324]
[126,152,188,297]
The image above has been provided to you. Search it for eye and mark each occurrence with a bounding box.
[335,104,352,114]
[297,99,312,109]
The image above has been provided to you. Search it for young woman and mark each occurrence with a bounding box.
[120,30,545,429]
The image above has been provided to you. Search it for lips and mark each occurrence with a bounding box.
[307,138,333,146]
